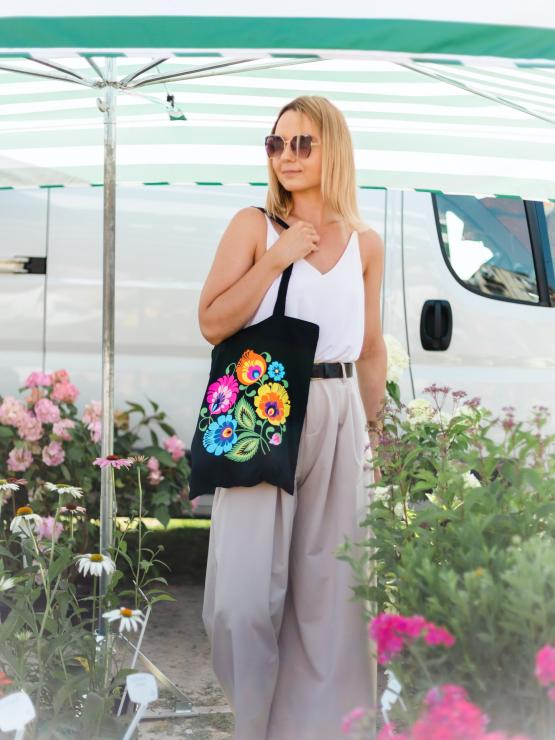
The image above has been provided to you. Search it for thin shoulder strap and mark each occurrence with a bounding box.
[252,206,293,317]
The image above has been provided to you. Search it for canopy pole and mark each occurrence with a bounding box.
[99,57,117,615]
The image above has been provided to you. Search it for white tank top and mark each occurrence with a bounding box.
[244,213,365,362]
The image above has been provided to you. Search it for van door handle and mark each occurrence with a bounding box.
[0,257,47,275]
[420,299,452,350]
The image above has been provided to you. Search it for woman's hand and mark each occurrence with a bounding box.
[273,220,320,270]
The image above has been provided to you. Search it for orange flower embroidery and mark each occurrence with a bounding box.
[236,349,267,386]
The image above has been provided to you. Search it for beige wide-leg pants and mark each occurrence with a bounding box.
[202,373,376,740]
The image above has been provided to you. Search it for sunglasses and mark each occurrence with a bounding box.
[264,134,321,160]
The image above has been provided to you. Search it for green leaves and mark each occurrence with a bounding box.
[234,396,257,431]
[226,435,259,462]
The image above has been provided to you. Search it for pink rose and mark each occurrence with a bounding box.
[163,434,186,462]
[34,398,61,424]
[147,456,164,485]
[7,447,33,472]
[42,441,65,467]
[82,401,101,426]
[52,418,75,441]
[16,412,43,442]
[0,395,27,427]
[50,382,79,405]
[24,371,53,388]
[24,387,46,407]
[51,369,70,384]
[37,515,63,542]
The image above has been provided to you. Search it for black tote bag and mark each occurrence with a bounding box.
[188,207,320,500]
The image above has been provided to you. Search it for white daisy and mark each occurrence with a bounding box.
[45,482,84,499]
[102,606,146,633]
[9,506,42,538]
[0,574,16,592]
[0,479,20,493]
[75,553,116,578]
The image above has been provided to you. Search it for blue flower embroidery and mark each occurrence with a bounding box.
[203,414,238,455]
[267,361,285,381]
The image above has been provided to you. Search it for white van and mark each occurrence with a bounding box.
[1,186,554,513]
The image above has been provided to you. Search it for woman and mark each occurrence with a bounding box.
[198,95,387,740]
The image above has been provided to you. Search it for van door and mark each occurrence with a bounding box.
[0,189,48,391]
[402,191,555,434]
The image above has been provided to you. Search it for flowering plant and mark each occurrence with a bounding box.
[0,455,172,736]
[336,338,555,736]
[0,369,192,527]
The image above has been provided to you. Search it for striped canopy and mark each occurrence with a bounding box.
[1,3,555,199]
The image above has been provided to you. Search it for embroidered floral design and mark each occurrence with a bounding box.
[198,348,290,461]
[236,350,267,386]
[267,361,285,381]
[206,374,239,414]
[203,414,238,455]
[254,383,290,425]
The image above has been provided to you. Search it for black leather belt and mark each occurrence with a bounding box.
[311,362,353,379]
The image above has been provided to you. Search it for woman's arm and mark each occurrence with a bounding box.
[198,208,285,345]
[355,228,388,426]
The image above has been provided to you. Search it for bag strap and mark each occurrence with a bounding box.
[252,206,293,318]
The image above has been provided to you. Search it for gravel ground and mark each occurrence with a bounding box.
[128,582,235,740]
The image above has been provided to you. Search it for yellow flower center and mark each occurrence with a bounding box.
[16,506,32,516]
[90,554,104,562]
[120,607,133,617]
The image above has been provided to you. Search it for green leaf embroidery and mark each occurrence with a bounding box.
[234,396,256,431]
[226,436,260,462]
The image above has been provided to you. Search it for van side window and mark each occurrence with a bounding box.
[434,194,539,304]
[542,202,555,304]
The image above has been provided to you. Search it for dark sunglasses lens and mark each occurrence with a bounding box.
[294,135,312,158]
[265,136,283,158]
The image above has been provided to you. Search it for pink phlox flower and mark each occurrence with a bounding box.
[34,398,61,424]
[0,396,27,427]
[423,625,456,648]
[50,381,79,405]
[412,684,487,740]
[24,371,53,388]
[37,515,63,542]
[42,441,65,467]
[7,447,33,472]
[163,434,186,462]
[369,614,454,665]
[93,455,134,470]
[535,645,555,687]
[341,706,368,735]
[52,418,75,441]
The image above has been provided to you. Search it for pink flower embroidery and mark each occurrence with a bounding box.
[269,433,282,445]
[206,374,239,415]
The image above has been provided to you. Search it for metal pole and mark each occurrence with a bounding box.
[99,57,117,612]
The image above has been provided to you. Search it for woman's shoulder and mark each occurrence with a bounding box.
[356,226,384,273]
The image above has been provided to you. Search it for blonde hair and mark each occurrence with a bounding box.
[265,95,368,233]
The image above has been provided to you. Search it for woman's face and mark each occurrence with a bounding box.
[271,110,322,194]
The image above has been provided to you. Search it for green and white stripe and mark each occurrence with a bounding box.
[0,6,554,198]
